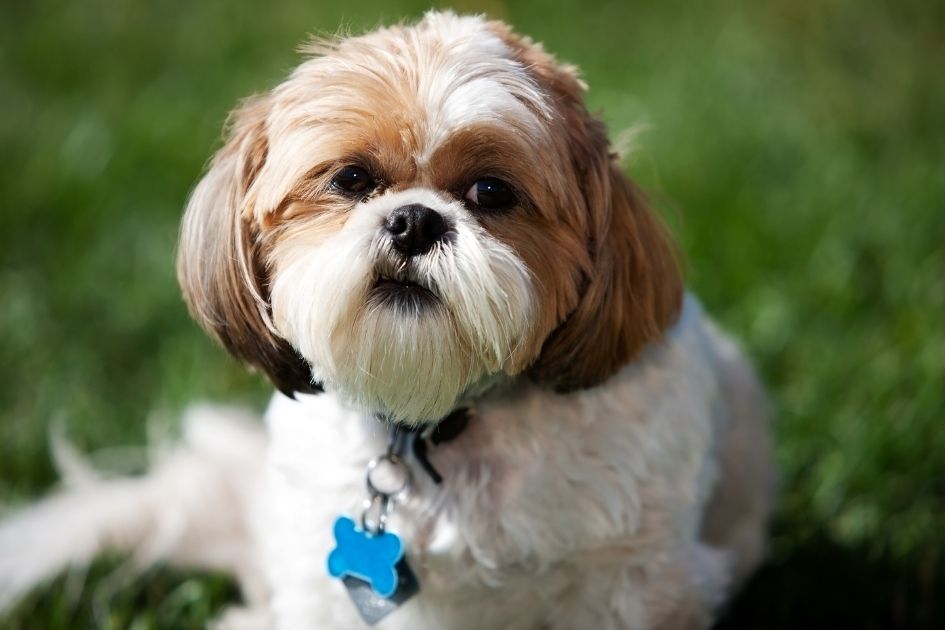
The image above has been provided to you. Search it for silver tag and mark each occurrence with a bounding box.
[342,559,419,625]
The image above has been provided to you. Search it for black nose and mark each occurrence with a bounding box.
[384,205,448,256]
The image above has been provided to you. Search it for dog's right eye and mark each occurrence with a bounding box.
[332,166,376,195]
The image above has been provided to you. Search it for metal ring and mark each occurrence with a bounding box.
[365,453,412,502]
[360,494,390,535]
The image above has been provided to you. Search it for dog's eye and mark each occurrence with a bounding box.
[464,178,515,210]
[332,166,375,195]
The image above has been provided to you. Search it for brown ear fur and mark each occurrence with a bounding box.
[177,96,317,396]
[530,170,684,390]
[494,24,684,391]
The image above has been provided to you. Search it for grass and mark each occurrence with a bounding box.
[1,0,943,627]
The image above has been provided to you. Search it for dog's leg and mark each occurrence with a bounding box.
[541,542,730,630]
[698,331,776,590]
[0,404,269,615]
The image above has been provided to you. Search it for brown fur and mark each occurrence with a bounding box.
[491,23,684,390]
[176,96,317,396]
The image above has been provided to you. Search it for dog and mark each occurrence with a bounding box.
[0,11,775,630]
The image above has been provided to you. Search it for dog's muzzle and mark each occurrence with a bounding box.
[370,205,450,309]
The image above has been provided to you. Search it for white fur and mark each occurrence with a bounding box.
[257,295,772,630]
[270,187,535,423]
[0,406,269,615]
[0,297,773,629]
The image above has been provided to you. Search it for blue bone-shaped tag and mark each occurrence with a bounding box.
[327,516,404,598]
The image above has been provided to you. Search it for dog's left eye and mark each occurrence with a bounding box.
[464,178,515,210]
[332,166,376,195]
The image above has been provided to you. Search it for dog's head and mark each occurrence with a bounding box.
[178,12,682,424]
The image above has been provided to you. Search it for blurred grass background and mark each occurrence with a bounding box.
[1,0,943,627]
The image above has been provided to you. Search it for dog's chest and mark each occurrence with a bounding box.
[258,299,719,629]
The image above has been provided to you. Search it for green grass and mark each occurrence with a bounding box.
[2,0,943,627]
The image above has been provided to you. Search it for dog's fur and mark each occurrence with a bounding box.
[0,12,774,629]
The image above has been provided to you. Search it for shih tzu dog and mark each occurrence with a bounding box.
[0,11,775,630]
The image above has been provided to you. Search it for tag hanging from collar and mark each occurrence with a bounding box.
[327,426,419,625]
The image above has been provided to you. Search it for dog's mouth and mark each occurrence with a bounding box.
[370,274,439,308]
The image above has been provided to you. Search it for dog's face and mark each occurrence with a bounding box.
[178,12,682,423]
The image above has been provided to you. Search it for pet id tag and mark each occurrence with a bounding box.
[327,431,419,625]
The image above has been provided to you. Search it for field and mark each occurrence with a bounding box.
[1,0,943,627]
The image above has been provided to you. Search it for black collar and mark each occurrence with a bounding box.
[393,407,471,484]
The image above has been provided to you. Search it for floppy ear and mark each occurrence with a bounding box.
[177,96,318,397]
[494,24,684,391]
[530,167,684,391]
